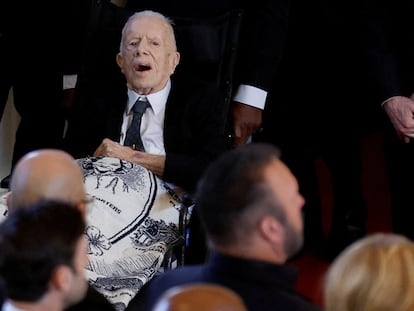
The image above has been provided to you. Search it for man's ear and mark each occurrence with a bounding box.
[116,53,124,73]
[259,215,283,245]
[51,266,73,293]
[170,51,180,75]
[6,191,11,208]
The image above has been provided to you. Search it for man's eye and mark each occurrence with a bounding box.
[152,41,160,46]
[126,41,138,51]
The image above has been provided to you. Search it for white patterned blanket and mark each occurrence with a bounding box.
[0,157,184,311]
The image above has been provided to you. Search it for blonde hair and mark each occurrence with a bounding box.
[324,233,414,311]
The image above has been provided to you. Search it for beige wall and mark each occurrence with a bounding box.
[111,0,127,7]
[0,89,20,181]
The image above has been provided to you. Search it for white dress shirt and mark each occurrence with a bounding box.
[120,80,170,155]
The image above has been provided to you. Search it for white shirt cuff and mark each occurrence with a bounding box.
[232,84,267,110]
[63,75,78,90]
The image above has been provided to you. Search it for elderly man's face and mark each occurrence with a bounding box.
[116,15,180,95]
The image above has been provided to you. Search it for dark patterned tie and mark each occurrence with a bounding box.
[124,97,150,151]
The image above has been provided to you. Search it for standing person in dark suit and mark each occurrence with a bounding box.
[64,10,228,192]
[361,0,414,241]
[144,143,321,311]
[255,0,380,258]
[124,0,290,148]
[0,0,91,189]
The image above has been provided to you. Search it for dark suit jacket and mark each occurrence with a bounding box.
[65,285,115,311]
[260,0,379,142]
[145,252,321,311]
[360,0,414,240]
[362,0,414,102]
[125,0,289,94]
[63,75,227,191]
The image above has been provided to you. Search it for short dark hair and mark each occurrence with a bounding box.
[0,200,86,302]
[195,143,285,245]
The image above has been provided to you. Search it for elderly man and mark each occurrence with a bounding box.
[145,143,321,311]
[64,10,227,192]
[63,10,228,267]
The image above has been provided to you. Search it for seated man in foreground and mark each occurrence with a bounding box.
[0,200,88,311]
[145,143,321,311]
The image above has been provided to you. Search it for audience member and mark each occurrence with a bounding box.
[152,283,247,311]
[64,10,227,192]
[145,143,321,311]
[5,149,115,311]
[7,149,88,213]
[254,0,379,259]
[361,0,414,242]
[0,200,88,311]
[324,232,414,311]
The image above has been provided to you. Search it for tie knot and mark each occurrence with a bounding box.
[133,97,150,115]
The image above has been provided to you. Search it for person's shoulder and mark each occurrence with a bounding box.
[169,74,224,109]
[151,264,205,286]
[171,72,219,93]
[146,265,206,309]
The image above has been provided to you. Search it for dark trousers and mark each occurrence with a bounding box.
[383,123,414,240]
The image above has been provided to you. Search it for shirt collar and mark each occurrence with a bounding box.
[127,79,171,115]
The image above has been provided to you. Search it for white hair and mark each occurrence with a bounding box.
[119,10,176,53]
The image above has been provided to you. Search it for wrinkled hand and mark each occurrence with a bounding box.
[93,138,136,161]
[93,138,165,177]
[230,102,263,148]
[383,95,414,143]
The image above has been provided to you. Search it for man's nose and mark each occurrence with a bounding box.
[135,40,149,55]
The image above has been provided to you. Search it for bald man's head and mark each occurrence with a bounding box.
[152,283,247,311]
[8,149,87,213]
